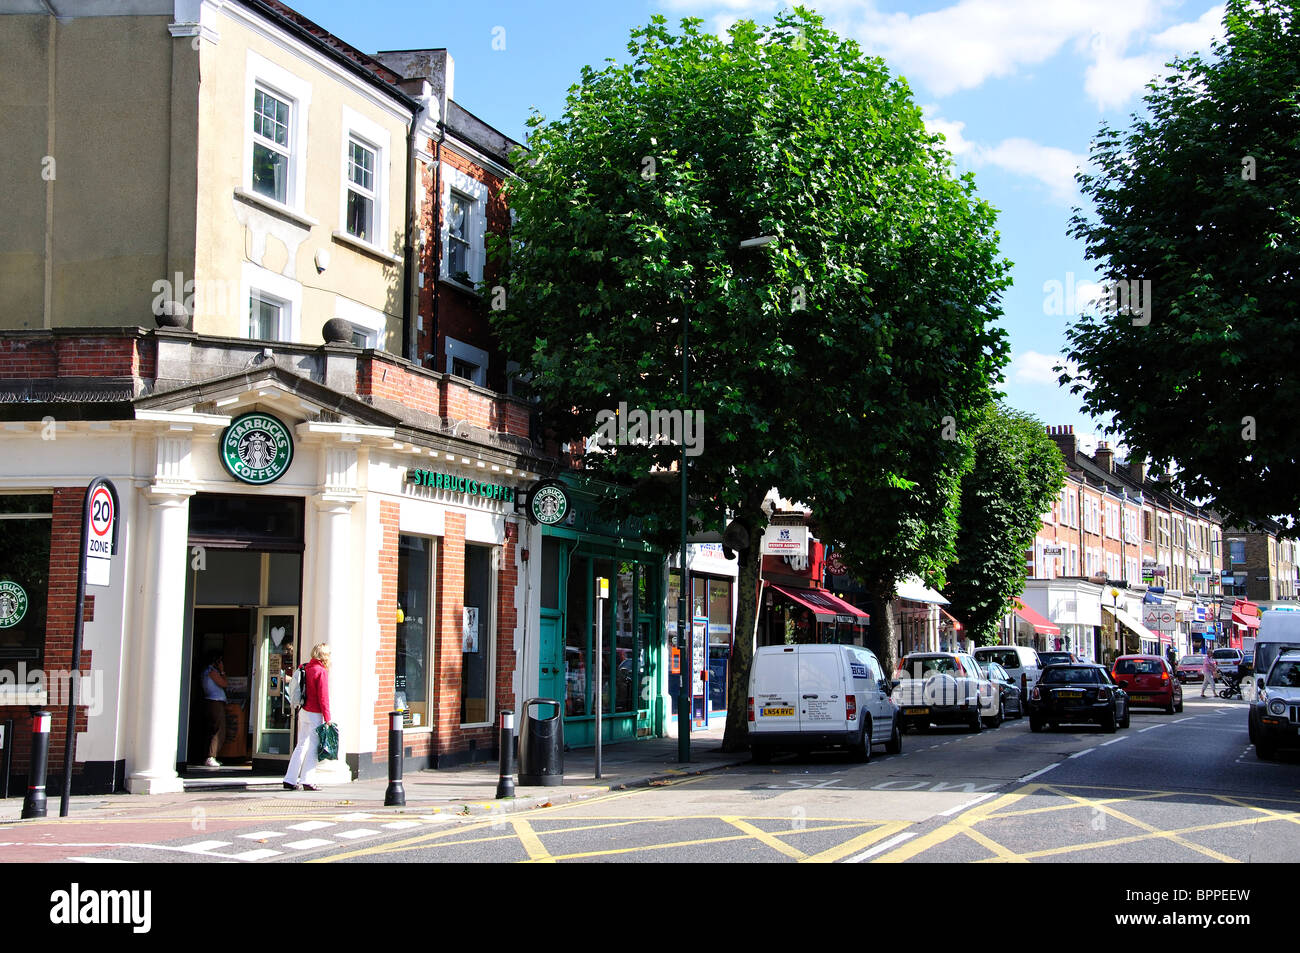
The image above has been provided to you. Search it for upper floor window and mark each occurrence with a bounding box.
[447,191,471,278]
[441,162,489,287]
[249,290,290,342]
[1229,539,1246,564]
[252,87,292,204]
[346,138,377,243]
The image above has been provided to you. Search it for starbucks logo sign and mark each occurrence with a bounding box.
[220,412,294,485]
[527,480,570,526]
[0,581,27,629]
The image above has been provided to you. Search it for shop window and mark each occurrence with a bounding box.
[615,563,636,713]
[461,544,494,725]
[540,537,562,611]
[397,536,435,729]
[566,559,590,716]
[0,494,52,678]
[188,493,304,550]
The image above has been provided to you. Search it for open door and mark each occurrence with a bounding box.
[251,607,298,760]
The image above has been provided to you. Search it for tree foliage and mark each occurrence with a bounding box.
[1063,0,1300,531]
[941,405,1067,647]
[492,9,1009,749]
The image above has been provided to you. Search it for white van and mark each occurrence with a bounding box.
[1253,610,1300,690]
[972,645,1043,693]
[748,643,902,762]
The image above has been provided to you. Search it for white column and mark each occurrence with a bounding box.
[125,488,193,794]
[309,492,358,784]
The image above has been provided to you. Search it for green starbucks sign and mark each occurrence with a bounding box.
[527,480,570,526]
[221,412,294,485]
[0,580,27,629]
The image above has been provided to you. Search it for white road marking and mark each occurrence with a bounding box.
[335,828,382,839]
[1172,716,1196,723]
[937,792,995,817]
[68,856,135,863]
[179,840,231,852]
[848,831,917,862]
[336,812,376,821]
[283,838,334,850]
[228,848,282,861]
[381,820,421,830]
[238,830,285,840]
[287,820,335,832]
[1100,736,1129,746]
[1068,747,1097,759]
[1019,763,1061,782]
[1139,725,1165,733]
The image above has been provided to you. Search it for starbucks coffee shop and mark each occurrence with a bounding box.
[0,330,542,793]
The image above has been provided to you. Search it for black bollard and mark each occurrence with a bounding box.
[495,710,515,799]
[384,710,405,807]
[22,710,51,819]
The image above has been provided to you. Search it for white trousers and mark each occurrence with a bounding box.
[284,709,325,785]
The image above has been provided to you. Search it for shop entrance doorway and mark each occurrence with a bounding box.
[179,493,304,777]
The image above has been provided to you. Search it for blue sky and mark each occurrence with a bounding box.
[293,0,1225,453]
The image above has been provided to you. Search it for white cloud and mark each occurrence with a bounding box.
[1012,350,1070,386]
[1083,5,1224,109]
[924,108,1084,203]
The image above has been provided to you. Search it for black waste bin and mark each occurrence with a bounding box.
[518,698,563,786]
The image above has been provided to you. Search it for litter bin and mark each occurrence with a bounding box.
[518,697,563,786]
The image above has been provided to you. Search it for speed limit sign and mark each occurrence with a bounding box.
[86,485,115,558]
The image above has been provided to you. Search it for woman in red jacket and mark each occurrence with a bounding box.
[283,643,332,791]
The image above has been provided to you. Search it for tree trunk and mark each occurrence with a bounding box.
[721,511,764,753]
[867,584,900,676]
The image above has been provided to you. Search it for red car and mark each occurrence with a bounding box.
[1176,655,1207,683]
[1112,654,1183,713]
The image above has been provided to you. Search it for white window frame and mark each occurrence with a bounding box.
[338,106,392,252]
[243,52,312,213]
[334,295,387,350]
[460,542,498,729]
[440,161,488,287]
[445,335,488,387]
[240,262,302,343]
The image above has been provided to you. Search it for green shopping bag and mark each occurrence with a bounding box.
[316,721,339,761]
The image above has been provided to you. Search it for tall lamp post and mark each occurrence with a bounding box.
[677,234,776,764]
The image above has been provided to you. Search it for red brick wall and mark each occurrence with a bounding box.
[0,335,152,379]
[0,487,93,783]
[356,354,530,439]
[373,500,401,755]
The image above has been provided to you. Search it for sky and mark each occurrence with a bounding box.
[291,0,1226,456]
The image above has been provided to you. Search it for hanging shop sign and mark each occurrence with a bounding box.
[221,412,294,485]
[0,580,28,629]
[525,479,570,526]
[761,524,809,556]
[408,468,516,502]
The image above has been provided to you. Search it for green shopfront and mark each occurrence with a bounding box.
[535,479,666,747]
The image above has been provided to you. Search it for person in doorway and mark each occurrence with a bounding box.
[1165,646,1177,668]
[283,643,331,791]
[1200,651,1218,697]
[202,652,228,768]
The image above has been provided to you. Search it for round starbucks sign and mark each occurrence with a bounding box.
[527,480,570,526]
[0,580,28,629]
[220,412,294,485]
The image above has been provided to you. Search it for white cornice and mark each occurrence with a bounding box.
[442,133,516,181]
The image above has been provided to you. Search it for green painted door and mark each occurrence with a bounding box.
[539,611,564,705]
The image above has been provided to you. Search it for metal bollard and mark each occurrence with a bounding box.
[22,710,51,819]
[384,710,405,807]
[495,710,515,799]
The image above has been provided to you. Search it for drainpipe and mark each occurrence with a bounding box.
[430,132,444,371]
[404,110,418,363]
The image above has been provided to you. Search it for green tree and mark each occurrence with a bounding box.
[492,10,1009,751]
[940,405,1067,647]
[1063,0,1300,531]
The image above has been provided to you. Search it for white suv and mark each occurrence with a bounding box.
[894,652,999,732]
[973,645,1043,694]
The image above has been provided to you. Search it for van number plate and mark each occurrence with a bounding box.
[904,707,929,716]
[762,707,795,717]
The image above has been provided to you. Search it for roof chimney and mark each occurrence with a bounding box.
[1095,441,1114,473]
[1047,424,1077,464]
[1129,457,1147,484]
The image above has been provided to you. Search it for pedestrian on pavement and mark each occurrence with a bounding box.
[1200,651,1218,697]
[201,652,228,768]
[284,643,332,791]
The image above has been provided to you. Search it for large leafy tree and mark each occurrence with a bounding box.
[941,405,1067,647]
[1063,0,1300,531]
[492,10,1009,751]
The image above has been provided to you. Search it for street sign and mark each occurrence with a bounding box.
[85,484,116,587]
[762,525,808,556]
[1143,605,1175,631]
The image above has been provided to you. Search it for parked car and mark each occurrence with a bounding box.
[1111,654,1183,713]
[1037,651,1083,667]
[748,643,902,762]
[973,645,1043,695]
[1249,648,1300,760]
[1175,654,1207,683]
[1028,663,1129,732]
[894,651,999,732]
[977,660,1025,721]
[1253,611,1300,693]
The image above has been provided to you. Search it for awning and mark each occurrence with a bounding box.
[1104,605,1163,645]
[940,608,963,630]
[895,575,950,605]
[769,585,870,625]
[1231,610,1261,630]
[1012,599,1060,636]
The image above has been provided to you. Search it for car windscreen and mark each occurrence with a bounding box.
[1212,649,1239,660]
[1178,656,1203,666]
[1039,653,1073,665]
[1267,660,1300,688]
[899,657,957,679]
[1041,667,1103,685]
[1115,659,1162,675]
[978,650,1020,669]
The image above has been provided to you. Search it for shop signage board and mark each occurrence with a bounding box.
[692,616,708,727]
[220,412,294,485]
[524,479,569,526]
[762,525,808,556]
[0,581,27,628]
[409,468,516,502]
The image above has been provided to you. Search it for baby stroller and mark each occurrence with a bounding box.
[1216,671,1244,700]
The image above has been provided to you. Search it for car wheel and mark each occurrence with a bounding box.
[1165,694,1176,715]
[1256,741,1276,761]
[984,700,1004,730]
[1030,716,1044,733]
[853,719,872,763]
[969,709,983,733]
[1175,694,1183,714]
[885,717,903,755]
[1119,705,1130,729]
[1248,713,1258,745]
[1102,709,1117,733]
